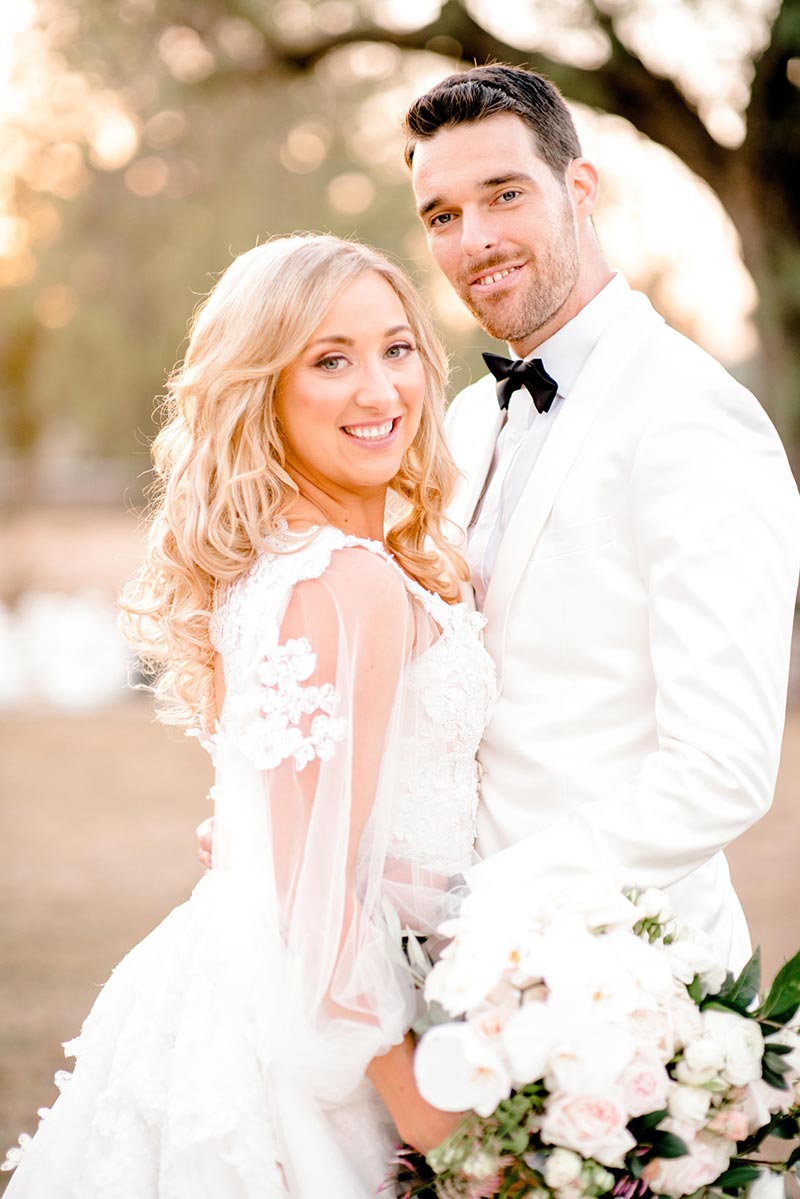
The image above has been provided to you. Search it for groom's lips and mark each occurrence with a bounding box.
[469,262,526,295]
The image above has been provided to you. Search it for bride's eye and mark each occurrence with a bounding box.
[315,354,348,371]
[385,342,416,360]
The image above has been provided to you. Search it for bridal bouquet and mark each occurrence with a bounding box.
[391,878,800,1199]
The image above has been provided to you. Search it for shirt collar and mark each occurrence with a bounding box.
[510,271,630,397]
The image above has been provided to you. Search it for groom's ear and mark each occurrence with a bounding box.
[567,158,601,221]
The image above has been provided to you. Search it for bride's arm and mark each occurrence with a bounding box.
[227,545,460,1148]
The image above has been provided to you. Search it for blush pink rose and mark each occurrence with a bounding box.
[706,1107,749,1142]
[619,1053,671,1118]
[643,1131,733,1198]
[541,1091,636,1167]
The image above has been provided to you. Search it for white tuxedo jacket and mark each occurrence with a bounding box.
[448,289,800,969]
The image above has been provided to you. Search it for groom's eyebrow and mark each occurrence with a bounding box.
[417,173,535,217]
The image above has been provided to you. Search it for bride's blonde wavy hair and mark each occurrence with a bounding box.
[120,233,468,727]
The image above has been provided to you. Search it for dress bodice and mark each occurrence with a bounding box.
[208,525,496,877]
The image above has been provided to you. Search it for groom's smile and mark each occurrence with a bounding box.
[469,261,527,294]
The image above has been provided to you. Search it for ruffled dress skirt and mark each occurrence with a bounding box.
[4,872,398,1199]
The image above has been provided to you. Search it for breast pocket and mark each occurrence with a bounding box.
[534,515,617,560]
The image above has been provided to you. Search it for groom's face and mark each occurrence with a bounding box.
[410,112,581,349]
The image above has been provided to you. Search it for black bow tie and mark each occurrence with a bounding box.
[482,352,559,414]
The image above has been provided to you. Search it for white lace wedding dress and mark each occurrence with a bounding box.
[4,525,496,1199]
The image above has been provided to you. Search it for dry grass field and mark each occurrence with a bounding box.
[0,703,798,1189]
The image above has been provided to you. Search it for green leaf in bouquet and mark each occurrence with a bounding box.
[713,1163,763,1189]
[758,949,800,1021]
[632,1109,669,1131]
[701,996,753,1018]
[718,948,761,1009]
[411,998,453,1037]
[762,1050,794,1091]
[501,1127,530,1156]
[787,1144,800,1170]
[650,1131,691,1159]
[767,1114,800,1141]
[628,1155,645,1180]
[688,976,705,1004]
[763,1050,793,1076]
[404,932,434,977]
[761,1061,790,1091]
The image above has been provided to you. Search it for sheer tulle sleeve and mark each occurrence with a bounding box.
[210,543,445,1110]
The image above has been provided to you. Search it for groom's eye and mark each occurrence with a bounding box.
[429,212,453,228]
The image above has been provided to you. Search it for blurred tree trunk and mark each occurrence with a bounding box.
[252,0,800,447]
[0,319,43,506]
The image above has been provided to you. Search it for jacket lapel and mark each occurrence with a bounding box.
[446,383,505,541]
[482,290,661,683]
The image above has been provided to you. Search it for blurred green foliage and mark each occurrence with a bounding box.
[1,0,798,500]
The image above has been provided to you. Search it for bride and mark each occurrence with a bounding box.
[3,234,496,1197]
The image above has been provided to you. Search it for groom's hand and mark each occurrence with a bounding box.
[196,816,214,870]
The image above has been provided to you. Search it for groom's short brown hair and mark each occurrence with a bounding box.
[403,64,582,177]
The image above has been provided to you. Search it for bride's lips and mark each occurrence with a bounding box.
[340,416,401,448]
[469,262,526,295]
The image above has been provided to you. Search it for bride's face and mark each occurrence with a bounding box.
[276,272,426,498]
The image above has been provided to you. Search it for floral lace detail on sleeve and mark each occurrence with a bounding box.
[237,636,347,771]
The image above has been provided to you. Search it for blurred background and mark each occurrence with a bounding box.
[1,0,799,1182]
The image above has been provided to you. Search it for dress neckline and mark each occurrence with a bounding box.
[265,522,467,636]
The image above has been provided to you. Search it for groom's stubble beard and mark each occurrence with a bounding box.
[455,190,581,346]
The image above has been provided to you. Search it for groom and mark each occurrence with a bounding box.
[403,64,800,969]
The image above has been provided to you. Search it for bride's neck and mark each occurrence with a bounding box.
[282,478,387,543]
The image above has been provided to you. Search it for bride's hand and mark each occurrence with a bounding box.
[196,816,214,870]
[366,1034,466,1157]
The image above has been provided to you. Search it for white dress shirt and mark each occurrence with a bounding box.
[467,272,632,609]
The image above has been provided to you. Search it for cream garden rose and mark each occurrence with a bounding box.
[540,1091,635,1166]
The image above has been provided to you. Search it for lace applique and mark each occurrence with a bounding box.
[237,637,347,771]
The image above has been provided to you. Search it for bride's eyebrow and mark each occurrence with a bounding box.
[308,324,414,348]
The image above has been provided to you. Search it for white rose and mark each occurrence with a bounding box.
[634,887,674,923]
[618,1051,671,1118]
[605,931,675,1005]
[414,1022,511,1118]
[743,1079,776,1130]
[669,982,705,1050]
[546,1020,636,1097]
[540,1090,636,1167]
[552,875,638,935]
[704,1010,764,1087]
[629,1006,675,1064]
[424,931,513,1017]
[469,995,519,1046]
[675,1036,726,1085]
[748,1169,787,1199]
[502,999,564,1087]
[667,1083,712,1126]
[665,928,727,996]
[541,930,641,1019]
[643,1130,733,1198]
[544,1148,584,1189]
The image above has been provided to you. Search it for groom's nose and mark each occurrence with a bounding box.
[459,207,499,258]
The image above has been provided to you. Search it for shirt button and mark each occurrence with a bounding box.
[508,430,523,445]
